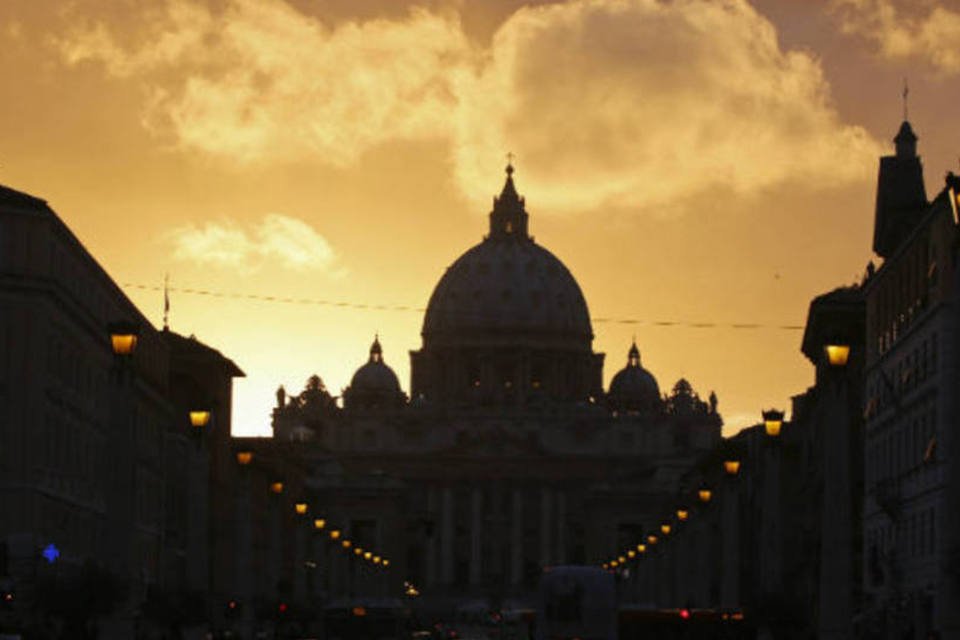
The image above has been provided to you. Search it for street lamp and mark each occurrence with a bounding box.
[295,502,308,516]
[636,544,646,554]
[627,550,636,559]
[660,523,672,535]
[676,509,689,521]
[647,535,658,545]
[382,559,390,568]
[329,529,341,541]
[313,518,326,531]
[617,555,626,564]
[108,321,139,357]
[270,482,284,495]
[353,547,362,556]
[236,451,253,466]
[762,409,784,438]
[698,487,712,503]
[189,410,212,428]
[824,343,850,367]
[364,551,372,561]
[723,459,741,476]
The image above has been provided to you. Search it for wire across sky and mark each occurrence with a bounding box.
[122,281,805,332]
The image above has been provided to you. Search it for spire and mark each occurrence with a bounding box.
[627,340,640,367]
[895,120,917,158]
[488,156,529,240]
[369,334,382,363]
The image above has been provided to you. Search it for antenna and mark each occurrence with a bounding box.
[902,78,909,121]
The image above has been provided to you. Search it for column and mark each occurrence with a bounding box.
[441,486,454,584]
[539,488,553,567]
[470,487,483,585]
[511,488,523,585]
[555,491,567,565]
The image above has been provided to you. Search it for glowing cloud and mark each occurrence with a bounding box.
[56,0,880,212]
[169,214,341,274]
[454,0,881,212]
[832,0,960,74]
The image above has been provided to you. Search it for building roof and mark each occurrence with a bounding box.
[161,329,245,377]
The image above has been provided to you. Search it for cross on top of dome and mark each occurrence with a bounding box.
[369,334,382,363]
[627,340,641,368]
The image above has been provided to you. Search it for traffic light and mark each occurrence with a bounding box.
[225,599,240,619]
[277,601,288,615]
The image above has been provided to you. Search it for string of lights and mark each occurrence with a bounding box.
[121,281,804,331]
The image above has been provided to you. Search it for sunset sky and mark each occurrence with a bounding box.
[3,0,960,436]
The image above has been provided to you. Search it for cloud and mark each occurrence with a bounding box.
[56,0,470,164]
[55,0,881,212]
[168,214,342,274]
[831,0,960,74]
[453,0,881,212]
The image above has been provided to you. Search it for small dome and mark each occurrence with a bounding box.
[344,336,403,410]
[608,341,661,414]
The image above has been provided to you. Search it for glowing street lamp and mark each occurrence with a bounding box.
[354,547,363,556]
[698,487,712,503]
[618,555,626,564]
[236,451,253,466]
[627,550,636,559]
[329,529,341,540]
[762,409,784,438]
[189,410,212,428]
[676,509,689,521]
[825,343,851,367]
[373,555,381,564]
[636,544,646,553]
[294,502,308,515]
[270,482,284,494]
[660,523,672,535]
[313,518,326,530]
[108,321,139,357]
[647,535,658,545]
[382,559,390,568]
[364,551,373,561]
[342,540,352,549]
[724,460,741,476]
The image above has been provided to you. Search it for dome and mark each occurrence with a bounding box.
[608,342,661,414]
[344,336,403,410]
[421,165,593,350]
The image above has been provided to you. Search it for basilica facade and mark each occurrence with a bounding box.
[269,166,722,605]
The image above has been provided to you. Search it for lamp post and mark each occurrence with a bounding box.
[819,340,854,640]
[233,449,255,638]
[104,321,139,638]
[720,453,741,611]
[759,409,785,640]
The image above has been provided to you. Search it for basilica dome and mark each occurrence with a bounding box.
[343,336,404,410]
[421,165,593,350]
[608,342,662,414]
[411,165,603,407]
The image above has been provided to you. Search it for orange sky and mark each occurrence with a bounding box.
[3,0,960,436]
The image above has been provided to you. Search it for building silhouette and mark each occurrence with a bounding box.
[263,165,723,610]
[861,120,960,637]
[0,183,243,638]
